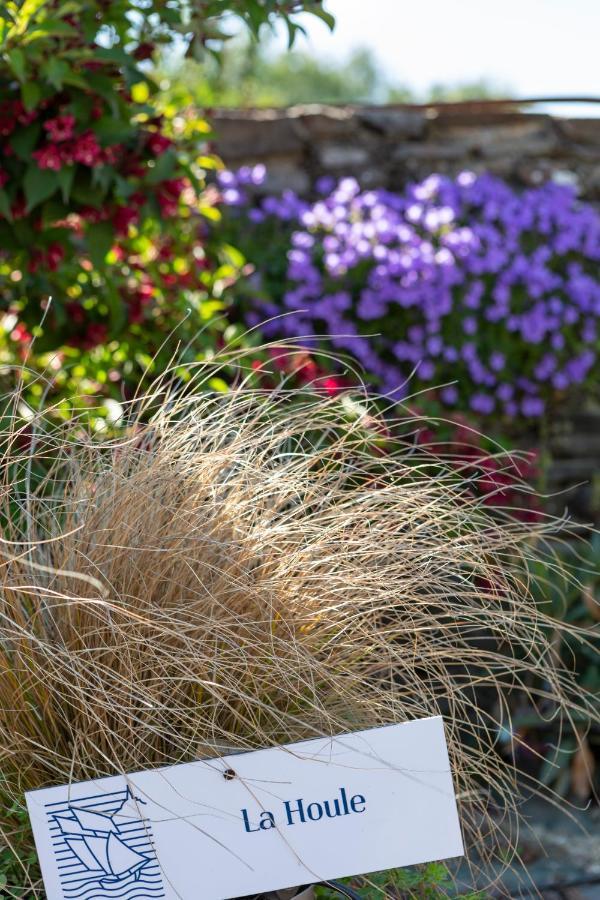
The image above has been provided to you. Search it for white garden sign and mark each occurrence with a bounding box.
[26,716,463,900]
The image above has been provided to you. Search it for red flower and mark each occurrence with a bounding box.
[0,167,7,189]
[10,322,32,344]
[80,206,106,223]
[81,323,108,349]
[91,98,104,121]
[65,302,86,325]
[156,178,186,218]
[113,205,138,236]
[133,42,155,61]
[32,144,63,171]
[72,130,103,166]
[27,250,44,273]
[43,115,75,142]
[11,197,26,219]
[321,376,346,396]
[46,243,65,271]
[146,133,173,156]
[138,282,154,303]
[129,190,146,208]
[123,158,146,178]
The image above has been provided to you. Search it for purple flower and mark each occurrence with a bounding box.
[470,393,495,414]
[218,166,600,420]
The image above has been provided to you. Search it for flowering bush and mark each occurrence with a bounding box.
[0,0,330,421]
[219,169,600,419]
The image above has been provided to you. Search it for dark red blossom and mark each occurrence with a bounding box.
[72,130,103,166]
[0,166,7,188]
[65,302,86,325]
[133,42,155,61]
[10,322,32,344]
[74,322,108,350]
[113,205,138,235]
[32,144,63,171]
[43,115,75,142]
[156,178,186,217]
[11,197,26,219]
[46,243,65,271]
[146,133,173,156]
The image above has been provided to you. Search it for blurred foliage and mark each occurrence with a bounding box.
[159,43,407,106]
[158,37,505,108]
[500,535,600,800]
[315,863,485,898]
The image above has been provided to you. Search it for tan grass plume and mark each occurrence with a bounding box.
[0,366,597,895]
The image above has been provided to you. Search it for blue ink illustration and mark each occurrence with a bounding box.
[45,787,165,899]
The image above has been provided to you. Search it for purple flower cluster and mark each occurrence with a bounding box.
[218,168,600,416]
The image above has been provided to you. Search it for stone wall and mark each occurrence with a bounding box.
[211,103,600,523]
[211,103,600,199]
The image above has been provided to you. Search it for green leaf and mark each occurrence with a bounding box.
[62,71,90,90]
[309,7,336,30]
[94,46,131,65]
[42,57,70,90]
[71,181,104,207]
[7,48,26,81]
[86,221,114,269]
[10,121,41,160]
[85,71,119,102]
[57,165,75,203]
[145,149,176,185]
[93,117,136,144]
[24,165,59,211]
[115,175,135,199]
[91,164,114,192]
[28,17,76,36]
[0,188,12,221]
[68,92,94,123]
[21,81,41,112]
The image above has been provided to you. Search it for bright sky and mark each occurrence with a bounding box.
[272,0,600,113]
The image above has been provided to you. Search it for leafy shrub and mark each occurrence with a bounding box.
[218,169,600,420]
[0,1,330,422]
[1,378,597,896]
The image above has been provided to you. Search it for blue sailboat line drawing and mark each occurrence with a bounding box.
[46,786,165,899]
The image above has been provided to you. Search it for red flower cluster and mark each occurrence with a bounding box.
[113,205,138,236]
[33,128,103,170]
[146,133,173,156]
[32,144,63,171]
[0,99,36,137]
[28,242,65,273]
[251,349,350,396]
[71,130,103,166]
[126,280,155,324]
[43,114,75,142]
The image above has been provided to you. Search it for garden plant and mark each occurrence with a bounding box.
[0,365,598,896]
[218,168,600,420]
[0,1,599,897]
[0,0,330,423]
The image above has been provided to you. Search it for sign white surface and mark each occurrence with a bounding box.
[26,716,463,900]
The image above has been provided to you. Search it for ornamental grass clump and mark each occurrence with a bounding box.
[0,373,596,893]
[219,169,600,418]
